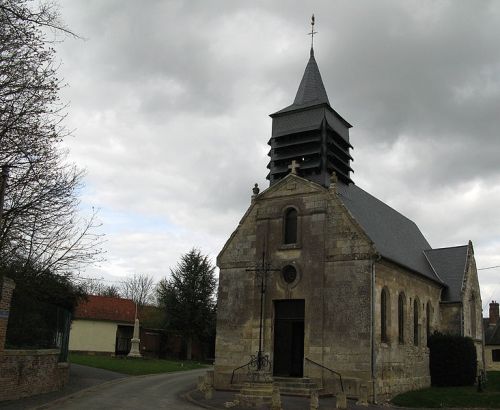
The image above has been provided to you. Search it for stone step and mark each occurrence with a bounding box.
[237,394,273,407]
[272,377,323,397]
[279,387,319,396]
[273,376,312,383]
[275,381,318,388]
[240,387,273,396]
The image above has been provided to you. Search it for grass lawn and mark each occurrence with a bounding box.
[69,353,208,376]
[391,371,500,408]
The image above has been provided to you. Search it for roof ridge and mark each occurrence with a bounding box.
[426,244,468,252]
[423,250,446,284]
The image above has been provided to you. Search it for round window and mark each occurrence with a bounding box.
[282,265,297,284]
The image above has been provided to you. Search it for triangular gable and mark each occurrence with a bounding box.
[424,244,468,301]
[256,173,325,201]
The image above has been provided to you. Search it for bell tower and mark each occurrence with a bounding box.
[267,17,353,187]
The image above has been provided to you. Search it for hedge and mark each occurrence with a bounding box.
[428,332,477,386]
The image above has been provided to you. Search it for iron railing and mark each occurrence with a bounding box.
[305,357,344,392]
[230,352,272,384]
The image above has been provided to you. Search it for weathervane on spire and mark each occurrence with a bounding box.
[308,14,317,49]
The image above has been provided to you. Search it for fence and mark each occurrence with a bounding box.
[5,297,71,361]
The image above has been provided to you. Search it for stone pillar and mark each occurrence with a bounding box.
[309,389,319,410]
[271,383,282,410]
[127,318,142,358]
[0,277,15,353]
[356,384,369,406]
[336,391,347,409]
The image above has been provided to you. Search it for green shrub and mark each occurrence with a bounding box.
[428,332,477,386]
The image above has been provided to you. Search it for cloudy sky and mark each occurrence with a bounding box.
[55,0,500,309]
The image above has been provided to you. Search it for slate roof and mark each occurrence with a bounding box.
[424,246,468,302]
[265,49,471,297]
[484,318,500,345]
[336,182,443,284]
[74,295,135,323]
[275,48,330,115]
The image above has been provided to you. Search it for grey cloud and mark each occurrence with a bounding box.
[55,0,500,299]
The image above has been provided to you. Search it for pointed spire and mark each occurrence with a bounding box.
[292,50,330,107]
[274,15,329,115]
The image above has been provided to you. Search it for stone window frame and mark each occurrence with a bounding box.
[381,287,390,344]
[470,292,477,339]
[277,262,301,289]
[280,205,301,249]
[426,301,432,341]
[492,349,500,362]
[398,292,406,345]
[413,297,420,346]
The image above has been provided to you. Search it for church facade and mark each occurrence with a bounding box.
[213,46,484,401]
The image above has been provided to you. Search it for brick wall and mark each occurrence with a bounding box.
[0,276,69,402]
[0,350,69,401]
[0,276,15,353]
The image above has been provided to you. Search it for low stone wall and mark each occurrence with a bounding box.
[0,349,70,402]
[0,277,69,402]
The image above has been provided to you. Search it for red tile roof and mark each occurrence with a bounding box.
[74,295,136,323]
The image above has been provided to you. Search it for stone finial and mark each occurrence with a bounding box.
[252,183,260,196]
[288,160,300,175]
[329,170,338,192]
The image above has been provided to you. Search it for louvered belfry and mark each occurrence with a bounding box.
[267,48,353,187]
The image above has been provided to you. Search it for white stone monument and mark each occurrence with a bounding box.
[127,316,142,358]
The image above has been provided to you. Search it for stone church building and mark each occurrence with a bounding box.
[214,45,484,401]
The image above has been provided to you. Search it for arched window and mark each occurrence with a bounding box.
[470,294,477,338]
[381,288,389,343]
[398,293,405,344]
[413,298,419,346]
[284,208,297,244]
[426,302,432,340]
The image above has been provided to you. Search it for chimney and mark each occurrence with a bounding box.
[490,301,499,325]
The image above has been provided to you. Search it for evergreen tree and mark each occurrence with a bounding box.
[157,248,217,360]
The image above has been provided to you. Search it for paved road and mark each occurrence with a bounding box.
[0,364,127,410]
[45,368,207,410]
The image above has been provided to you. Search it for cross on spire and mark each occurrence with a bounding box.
[288,159,301,175]
[308,14,317,50]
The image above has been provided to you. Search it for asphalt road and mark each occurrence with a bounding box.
[45,368,207,410]
[0,364,127,410]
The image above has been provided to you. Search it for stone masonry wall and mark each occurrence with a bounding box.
[460,245,484,371]
[374,260,442,400]
[0,276,69,402]
[215,176,375,392]
[439,303,462,335]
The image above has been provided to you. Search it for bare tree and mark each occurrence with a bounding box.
[0,0,103,274]
[77,278,121,298]
[121,273,155,307]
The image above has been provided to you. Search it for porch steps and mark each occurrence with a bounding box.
[237,382,273,407]
[273,377,322,397]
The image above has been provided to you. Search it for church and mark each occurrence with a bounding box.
[213,38,484,401]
